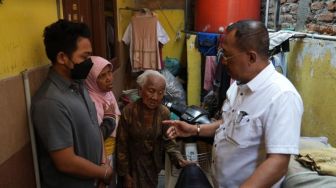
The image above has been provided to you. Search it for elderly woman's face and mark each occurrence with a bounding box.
[96,65,113,92]
[139,76,165,110]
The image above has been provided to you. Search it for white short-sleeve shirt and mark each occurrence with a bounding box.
[212,63,303,188]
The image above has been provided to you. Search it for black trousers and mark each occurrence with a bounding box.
[175,163,213,188]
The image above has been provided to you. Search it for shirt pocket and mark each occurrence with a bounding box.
[227,116,263,148]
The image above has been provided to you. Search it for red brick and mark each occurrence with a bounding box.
[318,25,336,35]
[332,25,336,35]
[306,23,320,33]
[311,2,325,10]
[289,3,299,13]
[319,25,329,34]
[327,1,336,11]
[306,23,315,31]
[317,12,334,22]
[280,14,294,22]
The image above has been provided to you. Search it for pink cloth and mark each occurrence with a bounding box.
[85,56,121,129]
[204,56,217,91]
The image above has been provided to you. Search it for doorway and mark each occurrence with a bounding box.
[62,0,119,70]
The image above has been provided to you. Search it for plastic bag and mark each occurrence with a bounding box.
[161,69,186,104]
[164,57,180,76]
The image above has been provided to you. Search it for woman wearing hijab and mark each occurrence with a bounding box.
[85,56,121,187]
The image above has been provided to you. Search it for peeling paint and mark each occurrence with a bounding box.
[288,38,336,146]
[310,67,314,77]
[296,39,336,68]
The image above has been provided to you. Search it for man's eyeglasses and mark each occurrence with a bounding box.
[217,48,242,63]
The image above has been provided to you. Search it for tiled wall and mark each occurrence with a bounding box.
[0,65,49,188]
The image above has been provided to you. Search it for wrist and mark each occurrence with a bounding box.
[192,125,197,136]
[102,165,112,184]
[104,114,116,119]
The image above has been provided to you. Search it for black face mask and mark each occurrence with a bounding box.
[70,58,93,80]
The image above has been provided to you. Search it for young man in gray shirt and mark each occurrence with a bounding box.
[32,19,114,188]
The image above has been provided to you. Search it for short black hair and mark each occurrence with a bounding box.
[43,19,91,64]
[226,20,269,59]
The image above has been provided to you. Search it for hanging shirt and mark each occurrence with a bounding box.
[203,56,217,91]
[122,14,169,72]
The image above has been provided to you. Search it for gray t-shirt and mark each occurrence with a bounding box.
[32,69,102,188]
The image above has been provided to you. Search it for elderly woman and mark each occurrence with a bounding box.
[116,70,187,188]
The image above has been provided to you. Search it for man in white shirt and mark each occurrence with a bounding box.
[163,20,303,188]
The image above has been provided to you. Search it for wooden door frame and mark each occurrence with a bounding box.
[91,0,106,58]
[61,0,119,69]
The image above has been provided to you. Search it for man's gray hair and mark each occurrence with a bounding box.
[136,70,166,88]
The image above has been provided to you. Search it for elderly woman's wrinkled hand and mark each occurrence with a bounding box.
[166,124,177,139]
[163,120,195,139]
[178,159,194,168]
[123,174,133,188]
[103,103,115,118]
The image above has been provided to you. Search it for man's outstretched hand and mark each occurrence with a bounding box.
[163,120,196,139]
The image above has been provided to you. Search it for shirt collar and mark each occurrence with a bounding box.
[49,68,77,92]
[245,62,275,92]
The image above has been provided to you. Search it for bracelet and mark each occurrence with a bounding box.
[103,166,109,180]
[104,114,116,120]
[196,124,200,136]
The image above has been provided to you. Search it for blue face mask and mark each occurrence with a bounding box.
[70,58,93,80]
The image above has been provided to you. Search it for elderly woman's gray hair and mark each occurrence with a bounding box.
[136,70,166,88]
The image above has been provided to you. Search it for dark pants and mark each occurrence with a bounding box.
[175,164,212,188]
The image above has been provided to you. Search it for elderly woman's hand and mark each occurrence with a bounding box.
[163,120,197,139]
[178,159,194,168]
[123,174,133,188]
[103,103,115,118]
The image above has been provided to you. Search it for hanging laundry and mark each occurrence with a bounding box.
[203,56,217,91]
[269,30,295,77]
[269,31,295,51]
[195,32,220,56]
[271,52,287,76]
[122,12,169,72]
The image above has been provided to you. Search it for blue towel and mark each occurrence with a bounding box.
[196,32,220,56]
